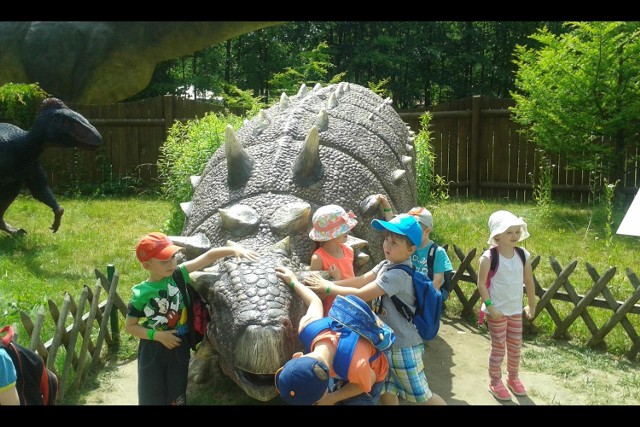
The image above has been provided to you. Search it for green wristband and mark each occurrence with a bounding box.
[485,299,492,308]
[290,280,297,289]
[326,285,331,295]
[147,328,155,341]
[383,208,392,212]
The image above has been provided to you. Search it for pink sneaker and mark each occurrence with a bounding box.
[507,378,527,396]
[488,381,511,401]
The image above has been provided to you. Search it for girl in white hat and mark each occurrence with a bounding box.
[308,205,358,316]
[477,210,537,402]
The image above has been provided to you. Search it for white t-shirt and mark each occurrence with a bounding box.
[480,247,530,316]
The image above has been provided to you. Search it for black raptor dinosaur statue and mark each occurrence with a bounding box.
[0,98,102,235]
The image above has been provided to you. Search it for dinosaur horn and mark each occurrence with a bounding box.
[190,175,201,189]
[271,236,291,257]
[327,93,338,110]
[293,126,324,187]
[296,84,308,98]
[225,124,254,189]
[180,201,192,216]
[280,92,290,109]
[392,169,406,184]
[314,109,328,132]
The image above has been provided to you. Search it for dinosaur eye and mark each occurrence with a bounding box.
[218,204,260,239]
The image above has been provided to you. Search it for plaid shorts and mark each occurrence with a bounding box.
[382,343,433,403]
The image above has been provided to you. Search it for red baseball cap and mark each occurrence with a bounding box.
[136,232,182,263]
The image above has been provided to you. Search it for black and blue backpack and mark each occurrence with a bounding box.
[387,264,443,341]
[0,325,58,405]
[298,295,395,379]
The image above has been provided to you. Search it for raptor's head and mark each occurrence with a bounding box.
[36,98,102,150]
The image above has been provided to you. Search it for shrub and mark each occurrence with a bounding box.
[158,111,245,232]
[0,83,50,129]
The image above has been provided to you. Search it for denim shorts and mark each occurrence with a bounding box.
[334,380,384,405]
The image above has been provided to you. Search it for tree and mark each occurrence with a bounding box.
[511,22,640,186]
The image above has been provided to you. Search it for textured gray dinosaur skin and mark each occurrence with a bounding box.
[181,82,418,401]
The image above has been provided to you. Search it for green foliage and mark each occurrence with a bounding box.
[531,151,554,218]
[268,42,342,95]
[222,84,265,111]
[158,111,245,231]
[414,112,448,205]
[602,178,620,244]
[367,78,391,98]
[511,21,640,181]
[0,83,50,129]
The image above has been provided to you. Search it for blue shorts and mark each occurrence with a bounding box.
[334,380,384,405]
[382,344,433,403]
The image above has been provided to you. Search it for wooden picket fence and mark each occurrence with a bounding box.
[445,244,640,360]
[15,266,127,402]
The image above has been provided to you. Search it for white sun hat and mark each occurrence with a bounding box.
[487,210,530,245]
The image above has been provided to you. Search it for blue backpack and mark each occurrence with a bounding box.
[388,264,443,341]
[298,295,395,379]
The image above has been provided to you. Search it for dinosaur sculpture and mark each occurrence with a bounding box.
[0,98,102,235]
[0,21,281,104]
[177,82,417,401]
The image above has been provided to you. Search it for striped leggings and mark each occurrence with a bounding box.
[487,314,522,384]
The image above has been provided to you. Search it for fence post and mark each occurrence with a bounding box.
[470,95,481,197]
[163,94,175,139]
[107,264,119,343]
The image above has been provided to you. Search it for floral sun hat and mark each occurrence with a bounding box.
[487,210,530,245]
[308,205,358,242]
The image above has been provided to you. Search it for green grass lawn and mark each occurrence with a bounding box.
[1,194,638,403]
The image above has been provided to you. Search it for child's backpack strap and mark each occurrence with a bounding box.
[426,243,438,281]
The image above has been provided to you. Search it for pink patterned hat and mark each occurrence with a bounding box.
[308,205,358,242]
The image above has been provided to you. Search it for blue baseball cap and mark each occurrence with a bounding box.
[371,214,422,248]
[274,354,329,405]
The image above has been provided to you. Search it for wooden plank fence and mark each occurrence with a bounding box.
[41,95,639,202]
[400,96,640,202]
[13,266,126,402]
[444,244,640,360]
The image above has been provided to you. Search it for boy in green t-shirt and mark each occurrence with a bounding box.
[125,232,259,405]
